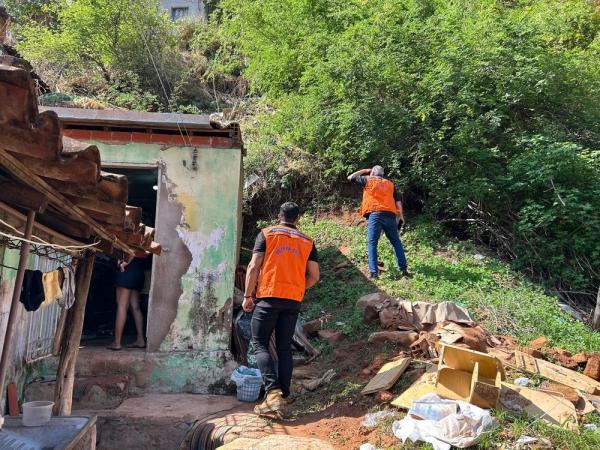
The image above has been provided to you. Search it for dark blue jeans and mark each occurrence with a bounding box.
[367,212,407,275]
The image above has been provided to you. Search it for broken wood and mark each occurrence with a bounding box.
[436,344,504,409]
[391,365,437,409]
[53,253,95,416]
[500,382,578,429]
[16,153,100,185]
[362,358,410,395]
[7,382,18,416]
[514,350,600,394]
[37,208,92,239]
[0,147,132,254]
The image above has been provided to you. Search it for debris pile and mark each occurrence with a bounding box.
[333,293,600,448]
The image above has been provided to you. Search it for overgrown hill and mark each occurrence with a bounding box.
[294,214,600,353]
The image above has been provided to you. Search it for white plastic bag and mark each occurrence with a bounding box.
[230,365,262,386]
[360,410,395,427]
[392,393,496,450]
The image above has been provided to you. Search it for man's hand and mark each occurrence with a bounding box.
[347,168,372,181]
[242,296,255,313]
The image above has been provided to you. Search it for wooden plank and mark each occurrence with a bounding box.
[514,350,600,394]
[37,209,92,239]
[7,382,19,416]
[391,366,437,409]
[500,382,578,429]
[15,153,100,185]
[0,147,132,254]
[53,254,95,416]
[0,180,48,212]
[439,344,505,380]
[362,358,410,395]
[63,193,125,218]
[0,201,86,251]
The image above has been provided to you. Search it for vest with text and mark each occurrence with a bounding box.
[256,225,314,302]
[360,177,399,216]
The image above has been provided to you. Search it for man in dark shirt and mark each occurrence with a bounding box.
[243,202,320,419]
[348,165,410,279]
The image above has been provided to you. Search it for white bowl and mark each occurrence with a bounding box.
[22,401,54,427]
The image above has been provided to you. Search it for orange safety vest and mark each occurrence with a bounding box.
[360,177,399,216]
[256,225,314,302]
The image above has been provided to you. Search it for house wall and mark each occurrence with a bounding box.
[160,0,207,20]
[91,141,243,356]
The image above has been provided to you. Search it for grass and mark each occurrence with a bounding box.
[285,214,600,449]
[298,215,600,353]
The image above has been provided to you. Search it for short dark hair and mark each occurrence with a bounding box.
[280,202,300,222]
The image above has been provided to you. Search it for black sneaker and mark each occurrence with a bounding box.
[401,269,413,278]
[370,272,379,280]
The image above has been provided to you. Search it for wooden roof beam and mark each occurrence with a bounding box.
[0,147,132,254]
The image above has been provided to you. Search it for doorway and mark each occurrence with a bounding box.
[82,167,158,348]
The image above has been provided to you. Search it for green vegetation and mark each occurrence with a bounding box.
[223,0,600,299]
[10,0,600,299]
[298,215,600,353]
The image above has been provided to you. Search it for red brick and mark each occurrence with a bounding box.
[584,355,600,380]
[529,336,549,351]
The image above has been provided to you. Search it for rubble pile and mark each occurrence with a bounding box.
[305,292,600,449]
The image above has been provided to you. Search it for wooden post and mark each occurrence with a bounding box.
[53,252,95,416]
[0,209,35,407]
[593,286,600,330]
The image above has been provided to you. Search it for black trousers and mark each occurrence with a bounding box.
[251,298,300,398]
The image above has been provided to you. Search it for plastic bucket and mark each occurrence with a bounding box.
[22,401,54,427]
[236,377,263,402]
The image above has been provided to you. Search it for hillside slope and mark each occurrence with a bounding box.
[298,214,600,353]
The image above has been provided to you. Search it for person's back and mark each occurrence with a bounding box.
[348,165,411,279]
[243,202,320,419]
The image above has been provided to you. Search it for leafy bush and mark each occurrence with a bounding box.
[221,0,600,296]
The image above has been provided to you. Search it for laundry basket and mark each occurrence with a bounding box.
[230,366,263,402]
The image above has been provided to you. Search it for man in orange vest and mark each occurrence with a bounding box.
[243,202,320,418]
[348,165,410,279]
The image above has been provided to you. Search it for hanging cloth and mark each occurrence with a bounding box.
[19,270,44,312]
[41,270,62,307]
[58,266,76,309]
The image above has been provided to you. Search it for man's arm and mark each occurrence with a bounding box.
[305,261,320,289]
[243,252,264,312]
[347,168,371,181]
[396,201,405,223]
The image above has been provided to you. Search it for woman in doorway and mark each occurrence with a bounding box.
[107,251,149,351]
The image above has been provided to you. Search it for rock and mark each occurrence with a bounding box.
[303,316,330,336]
[368,331,419,347]
[539,381,580,405]
[379,306,414,331]
[522,347,544,359]
[356,292,396,324]
[317,329,344,345]
[572,352,589,365]
[460,326,489,353]
[529,336,549,351]
[548,348,578,370]
[375,390,394,404]
[584,354,600,380]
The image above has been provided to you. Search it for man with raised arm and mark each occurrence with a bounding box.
[348,165,411,279]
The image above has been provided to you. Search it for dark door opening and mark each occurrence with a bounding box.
[82,168,158,347]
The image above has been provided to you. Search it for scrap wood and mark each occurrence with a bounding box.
[361,357,410,395]
[513,350,600,394]
[299,369,336,392]
[391,365,437,410]
[500,382,578,430]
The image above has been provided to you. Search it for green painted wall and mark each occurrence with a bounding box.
[93,142,242,353]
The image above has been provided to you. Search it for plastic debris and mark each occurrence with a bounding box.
[584,424,598,432]
[514,377,530,387]
[360,410,395,428]
[359,444,378,450]
[392,393,496,450]
[515,436,537,446]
